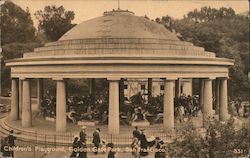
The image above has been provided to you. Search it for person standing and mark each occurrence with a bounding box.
[78,139,87,158]
[7,130,16,157]
[92,128,101,154]
[139,129,148,157]
[131,135,140,158]
[179,105,185,122]
[107,143,116,158]
[1,138,10,158]
[70,136,79,158]
[79,126,87,143]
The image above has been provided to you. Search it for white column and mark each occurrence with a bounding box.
[108,79,120,135]
[163,79,175,131]
[182,79,192,96]
[10,78,19,120]
[203,78,213,120]
[56,79,67,132]
[18,79,23,119]
[35,78,43,111]
[21,79,32,127]
[215,79,220,114]
[219,78,228,121]
[199,79,204,112]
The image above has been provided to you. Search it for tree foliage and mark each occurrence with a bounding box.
[0,1,41,95]
[35,5,75,41]
[0,0,36,44]
[1,42,42,95]
[166,120,250,157]
[156,7,249,98]
[185,7,236,23]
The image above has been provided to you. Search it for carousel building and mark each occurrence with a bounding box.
[5,9,234,135]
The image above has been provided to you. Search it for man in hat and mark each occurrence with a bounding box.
[92,128,101,154]
[79,126,87,143]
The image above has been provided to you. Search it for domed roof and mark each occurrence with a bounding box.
[59,9,179,41]
[22,9,218,59]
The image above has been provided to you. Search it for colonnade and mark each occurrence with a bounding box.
[9,77,229,134]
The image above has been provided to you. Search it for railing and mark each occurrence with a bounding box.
[0,125,173,146]
[0,123,174,158]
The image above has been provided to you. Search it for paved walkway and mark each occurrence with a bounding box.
[0,112,8,119]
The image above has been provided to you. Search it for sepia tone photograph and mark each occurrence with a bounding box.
[0,0,249,158]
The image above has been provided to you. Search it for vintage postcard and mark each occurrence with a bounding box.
[0,0,249,158]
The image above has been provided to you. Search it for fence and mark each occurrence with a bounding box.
[0,120,173,158]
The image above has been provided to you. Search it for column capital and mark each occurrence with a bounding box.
[203,77,215,81]
[162,77,177,81]
[19,77,30,81]
[52,77,64,81]
[180,78,192,82]
[167,78,177,81]
[107,77,120,81]
[217,77,229,80]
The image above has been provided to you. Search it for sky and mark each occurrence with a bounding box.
[7,0,250,27]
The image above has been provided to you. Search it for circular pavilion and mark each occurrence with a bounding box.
[5,9,234,135]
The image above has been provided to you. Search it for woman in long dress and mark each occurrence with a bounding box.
[131,135,140,158]
[139,130,148,157]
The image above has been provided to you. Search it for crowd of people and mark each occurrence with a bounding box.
[69,126,167,158]
[40,91,249,127]
[228,97,249,117]
[70,126,116,158]
[40,94,109,124]
[70,126,88,158]
[174,94,201,123]
[40,92,202,126]
[131,126,166,158]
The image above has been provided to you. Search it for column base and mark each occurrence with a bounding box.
[164,128,175,134]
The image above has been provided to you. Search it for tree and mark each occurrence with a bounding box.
[1,42,42,96]
[0,1,40,95]
[156,7,249,98]
[155,15,174,31]
[0,0,36,44]
[185,7,236,23]
[35,5,76,41]
[166,120,250,157]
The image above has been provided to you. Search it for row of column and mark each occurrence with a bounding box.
[9,77,229,134]
[9,78,32,127]
[8,78,98,133]
[199,78,228,121]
